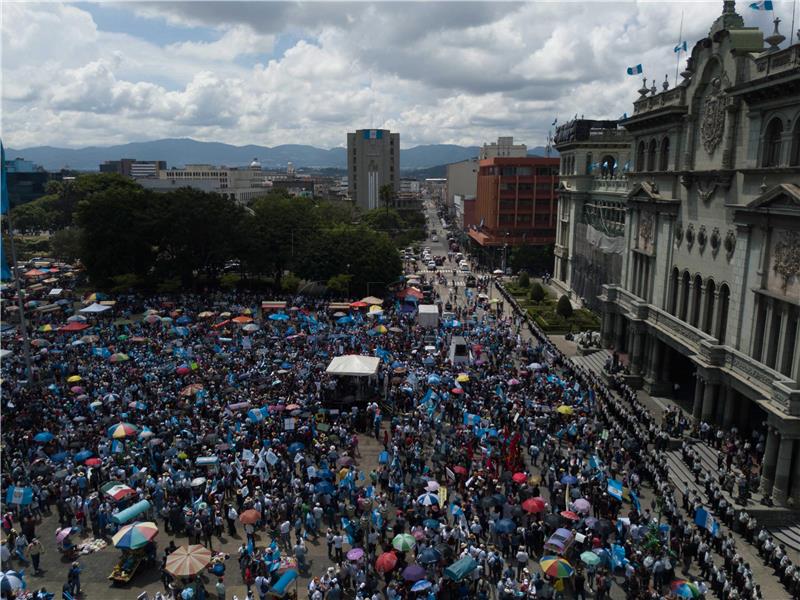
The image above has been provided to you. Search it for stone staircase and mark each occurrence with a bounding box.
[570,349,612,376]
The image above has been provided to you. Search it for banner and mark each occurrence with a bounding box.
[5,486,33,505]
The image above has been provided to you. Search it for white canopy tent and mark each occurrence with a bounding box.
[80,303,112,314]
[325,355,380,377]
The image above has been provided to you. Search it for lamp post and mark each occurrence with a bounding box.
[346,263,351,300]
[502,231,510,274]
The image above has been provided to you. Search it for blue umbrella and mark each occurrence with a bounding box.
[417,492,439,506]
[176,316,192,324]
[411,580,432,592]
[418,548,442,565]
[269,313,290,321]
[560,474,578,485]
[315,481,335,494]
[317,469,334,480]
[378,451,390,464]
[336,316,354,325]
[423,357,435,366]
[280,362,292,370]
[173,326,190,337]
[74,450,94,462]
[423,519,441,530]
[288,442,305,454]
[427,374,441,385]
[50,451,68,463]
[495,518,516,534]
[33,432,54,443]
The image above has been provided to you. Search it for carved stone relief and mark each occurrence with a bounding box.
[701,76,727,155]
[773,230,800,289]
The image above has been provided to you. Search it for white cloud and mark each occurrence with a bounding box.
[1,1,771,151]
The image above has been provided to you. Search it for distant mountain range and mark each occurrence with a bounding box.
[6,138,555,172]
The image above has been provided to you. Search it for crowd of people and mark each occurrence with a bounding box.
[0,243,788,600]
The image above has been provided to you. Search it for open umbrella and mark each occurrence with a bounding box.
[556,405,574,415]
[425,480,440,492]
[346,548,365,561]
[392,533,416,552]
[112,521,159,549]
[239,509,261,525]
[411,580,432,592]
[107,422,138,439]
[102,482,136,501]
[580,551,601,566]
[522,498,546,514]
[560,474,578,485]
[110,352,130,363]
[418,547,442,565]
[572,498,591,514]
[375,551,398,573]
[401,564,426,582]
[66,375,81,383]
[539,556,574,578]
[74,450,93,462]
[0,571,25,595]
[512,472,528,484]
[494,518,516,534]
[417,492,438,506]
[85,457,102,467]
[671,580,701,598]
[33,432,54,443]
[165,545,212,577]
[560,510,580,521]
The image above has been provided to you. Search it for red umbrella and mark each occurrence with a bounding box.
[522,498,546,514]
[560,510,580,521]
[452,466,468,475]
[512,473,528,484]
[451,388,464,395]
[375,551,398,573]
[350,301,368,308]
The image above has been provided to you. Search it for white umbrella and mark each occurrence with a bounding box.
[191,477,207,487]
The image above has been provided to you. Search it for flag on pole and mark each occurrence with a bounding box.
[626,64,643,75]
[749,0,774,9]
[674,40,688,53]
[551,117,558,126]
[607,479,624,501]
[695,507,721,536]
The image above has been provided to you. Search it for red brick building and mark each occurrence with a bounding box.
[468,156,559,247]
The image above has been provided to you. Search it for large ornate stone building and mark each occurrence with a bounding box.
[557,2,800,504]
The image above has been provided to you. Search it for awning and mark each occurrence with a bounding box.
[325,355,380,377]
[112,499,152,525]
[80,303,112,314]
[48,288,63,296]
[261,300,287,311]
[327,302,351,311]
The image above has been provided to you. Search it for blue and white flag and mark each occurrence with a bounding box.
[674,40,687,53]
[5,486,33,505]
[749,0,773,9]
[630,490,641,512]
[551,117,558,126]
[463,413,481,426]
[626,64,643,75]
[607,479,624,501]
[695,507,720,536]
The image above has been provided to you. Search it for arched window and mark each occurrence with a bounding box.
[679,270,691,320]
[636,141,646,172]
[703,279,716,334]
[669,267,679,315]
[762,118,784,167]
[659,137,670,171]
[790,119,800,166]
[717,284,730,344]
[647,139,657,171]
[600,155,616,177]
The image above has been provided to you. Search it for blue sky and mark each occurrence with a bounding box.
[1,1,791,149]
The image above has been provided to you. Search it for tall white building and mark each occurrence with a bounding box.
[479,136,527,159]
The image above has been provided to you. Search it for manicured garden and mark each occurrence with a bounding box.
[505,275,601,334]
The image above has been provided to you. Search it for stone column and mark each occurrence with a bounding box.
[630,327,644,376]
[697,283,709,334]
[761,297,775,365]
[701,381,718,423]
[760,427,780,496]
[710,290,722,341]
[775,303,789,374]
[601,311,614,348]
[788,441,800,506]
[722,385,737,429]
[676,275,685,318]
[647,338,662,383]
[692,377,705,421]
[772,436,795,506]
[686,280,697,326]
[793,312,800,381]
[614,315,625,351]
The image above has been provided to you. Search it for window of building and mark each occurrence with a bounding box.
[762,117,784,167]
[647,139,657,171]
[659,137,670,171]
[791,119,800,166]
[517,167,532,176]
[636,141,646,172]
[585,153,593,174]
[600,155,616,177]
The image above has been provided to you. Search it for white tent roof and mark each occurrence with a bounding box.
[0,349,12,359]
[325,355,380,377]
[80,302,112,314]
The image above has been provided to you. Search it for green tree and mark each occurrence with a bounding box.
[379,184,394,214]
[517,272,530,288]
[49,227,82,262]
[557,294,574,318]
[326,273,352,296]
[510,244,555,276]
[280,272,301,294]
[530,282,545,303]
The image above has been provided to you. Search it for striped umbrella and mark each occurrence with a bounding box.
[107,422,138,439]
[539,556,574,578]
[671,580,701,598]
[0,570,24,594]
[165,544,212,577]
[392,533,416,552]
[112,522,159,549]
[101,482,136,501]
[417,492,439,506]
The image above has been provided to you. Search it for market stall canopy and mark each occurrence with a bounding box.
[80,303,112,314]
[326,355,380,377]
[327,302,352,311]
[48,288,63,296]
[112,499,152,525]
[261,300,287,311]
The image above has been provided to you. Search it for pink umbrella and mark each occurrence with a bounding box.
[56,527,75,543]
[70,386,84,394]
[572,498,591,514]
[508,378,521,386]
[346,548,365,561]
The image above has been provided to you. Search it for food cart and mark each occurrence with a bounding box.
[108,521,159,584]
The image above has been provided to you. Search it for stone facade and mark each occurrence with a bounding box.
[560,2,800,504]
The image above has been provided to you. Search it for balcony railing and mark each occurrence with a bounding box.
[632,86,686,116]
[755,45,800,76]
[591,176,632,194]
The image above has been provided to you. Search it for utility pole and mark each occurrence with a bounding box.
[4,214,35,385]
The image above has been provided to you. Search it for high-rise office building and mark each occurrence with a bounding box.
[347,129,400,211]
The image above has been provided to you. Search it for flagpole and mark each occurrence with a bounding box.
[4,212,35,385]
[675,9,684,87]
[791,0,797,45]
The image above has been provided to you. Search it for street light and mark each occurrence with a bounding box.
[502,231,510,273]
[346,263,351,300]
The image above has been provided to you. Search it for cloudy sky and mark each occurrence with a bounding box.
[0,1,786,149]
